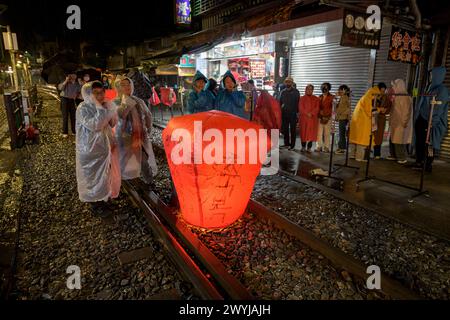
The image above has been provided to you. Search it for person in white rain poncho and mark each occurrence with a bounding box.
[389,79,413,164]
[114,77,158,185]
[75,81,121,217]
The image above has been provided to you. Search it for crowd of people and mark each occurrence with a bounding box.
[185,70,248,118]
[277,67,449,174]
[184,66,448,173]
[61,65,448,218]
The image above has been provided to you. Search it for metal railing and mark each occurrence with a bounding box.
[2,84,41,149]
[3,91,25,149]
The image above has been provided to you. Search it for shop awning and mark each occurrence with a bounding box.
[141,55,180,68]
[178,67,196,77]
[154,64,179,75]
[185,35,227,55]
[141,44,183,68]
[144,45,179,59]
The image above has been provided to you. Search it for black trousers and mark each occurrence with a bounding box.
[415,116,434,168]
[281,111,297,148]
[301,141,313,149]
[61,97,76,134]
[338,120,348,150]
[373,145,382,157]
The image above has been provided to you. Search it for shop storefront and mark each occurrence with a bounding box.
[187,35,276,90]
[289,19,410,107]
[441,31,450,160]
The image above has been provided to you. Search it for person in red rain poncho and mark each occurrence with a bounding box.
[298,84,320,153]
[253,90,282,136]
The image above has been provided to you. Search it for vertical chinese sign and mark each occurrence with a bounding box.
[175,0,192,25]
[388,27,422,65]
[250,59,266,78]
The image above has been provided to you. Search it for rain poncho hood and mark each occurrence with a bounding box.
[221,70,237,88]
[430,66,446,89]
[114,77,158,182]
[392,78,407,94]
[415,66,449,150]
[186,71,215,114]
[215,71,247,119]
[349,86,381,146]
[75,82,121,202]
[193,70,208,83]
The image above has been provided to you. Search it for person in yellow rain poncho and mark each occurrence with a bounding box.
[349,84,386,162]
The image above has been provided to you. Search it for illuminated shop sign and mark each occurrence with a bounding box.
[179,54,195,68]
[209,37,275,59]
[340,9,381,49]
[175,0,191,25]
[388,26,422,65]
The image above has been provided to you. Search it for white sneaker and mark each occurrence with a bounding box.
[397,160,407,164]
[61,134,68,138]
[356,158,368,162]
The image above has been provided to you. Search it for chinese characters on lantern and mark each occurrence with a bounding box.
[388,26,422,65]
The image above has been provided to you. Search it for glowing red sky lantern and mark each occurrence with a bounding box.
[163,110,271,229]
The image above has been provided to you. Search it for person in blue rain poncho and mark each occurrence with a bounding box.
[413,66,449,172]
[75,81,121,218]
[214,70,247,119]
[186,71,215,114]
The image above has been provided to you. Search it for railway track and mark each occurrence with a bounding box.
[123,179,254,300]
[122,121,420,300]
[125,175,419,300]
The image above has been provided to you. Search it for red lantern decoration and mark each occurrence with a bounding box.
[149,87,161,106]
[160,87,177,106]
[105,89,117,101]
[163,110,271,229]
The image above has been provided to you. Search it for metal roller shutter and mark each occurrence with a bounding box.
[373,22,410,87]
[440,38,450,160]
[290,42,371,109]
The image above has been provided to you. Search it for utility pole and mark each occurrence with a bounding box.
[6,25,19,91]
[25,56,32,86]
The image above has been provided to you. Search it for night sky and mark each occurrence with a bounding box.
[0,0,176,54]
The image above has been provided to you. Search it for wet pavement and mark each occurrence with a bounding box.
[280,143,450,242]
